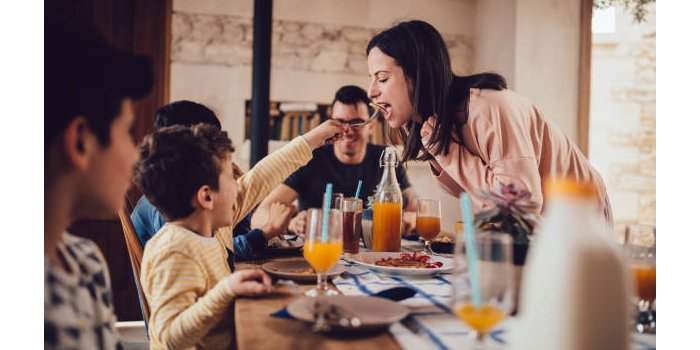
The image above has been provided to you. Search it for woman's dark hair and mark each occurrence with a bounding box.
[133,124,234,220]
[367,20,507,161]
[45,14,153,151]
[154,100,222,130]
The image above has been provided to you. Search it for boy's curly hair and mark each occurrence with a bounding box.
[133,124,235,220]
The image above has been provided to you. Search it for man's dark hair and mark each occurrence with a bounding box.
[331,85,371,112]
[133,124,235,220]
[45,14,153,151]
[154,100,222,130]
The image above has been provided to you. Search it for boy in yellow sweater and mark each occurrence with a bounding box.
[134,122,342,349]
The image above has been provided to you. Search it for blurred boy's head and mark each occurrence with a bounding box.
[45,15,153,219]
[134,124,237,229]
[154,100,222,130]
[152,100,244,180]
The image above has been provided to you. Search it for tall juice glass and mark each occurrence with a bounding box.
[331,193,344,209]
[624,224,656,334]
[304,208,343,297]
[452,233,514,348]
[341,198,363,254]
[416,199,442,254]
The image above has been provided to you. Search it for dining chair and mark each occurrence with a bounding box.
[117,206,151,331]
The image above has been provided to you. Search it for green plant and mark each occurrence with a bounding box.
[475,183,538,245]
[594,0,655,23]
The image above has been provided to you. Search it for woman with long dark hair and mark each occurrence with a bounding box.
[366,20,611,220]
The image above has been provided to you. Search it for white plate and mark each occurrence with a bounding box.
[287,296,408,331]
[347,252,454,276]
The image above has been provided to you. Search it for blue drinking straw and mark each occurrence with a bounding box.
[460,193,481,307]
[354,180,363,198]
[321,183,333,242]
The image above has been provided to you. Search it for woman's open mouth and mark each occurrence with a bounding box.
[374,102,391,119]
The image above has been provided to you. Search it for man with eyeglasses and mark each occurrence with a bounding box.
[252,85,418,236]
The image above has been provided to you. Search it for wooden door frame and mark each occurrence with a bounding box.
[578,0,593,156]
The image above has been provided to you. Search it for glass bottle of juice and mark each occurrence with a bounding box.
[372,147,402,251]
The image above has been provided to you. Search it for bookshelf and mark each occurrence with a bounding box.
[244,100,329,141]
[244,99,394,145]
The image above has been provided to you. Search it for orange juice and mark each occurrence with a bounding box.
[304,241,342,273]
[372,202,402,251]
[631,264,656,301]
[455,304,505,333]
[416,216,441,240]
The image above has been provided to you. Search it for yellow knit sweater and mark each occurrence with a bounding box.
[141,136,312,349]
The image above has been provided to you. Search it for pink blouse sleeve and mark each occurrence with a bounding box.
[463,95,544,214]
[421,89,545,214]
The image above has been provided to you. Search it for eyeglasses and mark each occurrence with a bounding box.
[330,118,369,128]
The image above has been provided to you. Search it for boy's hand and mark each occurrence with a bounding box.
[287,210,308,236]
[261,202,294,240]
[227,269,272,296]
[302,119,344,150]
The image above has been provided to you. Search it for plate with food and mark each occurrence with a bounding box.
[347,252,454,276]
[262,257,344,282]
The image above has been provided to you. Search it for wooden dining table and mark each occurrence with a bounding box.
[234,255,403,350]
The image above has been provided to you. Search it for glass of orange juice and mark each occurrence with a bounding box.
[416,199,442,254]
[624,224,655,334]
[451,233,514,348]
[304,208,343,297]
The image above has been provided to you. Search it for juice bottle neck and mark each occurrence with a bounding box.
[376,164,402,203]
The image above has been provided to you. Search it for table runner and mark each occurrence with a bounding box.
[333,249,656,349]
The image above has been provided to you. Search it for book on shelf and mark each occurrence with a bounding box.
[310,112,321,129]
[290,113,298,139]
[245,100,331,141]
[280,112,291,140]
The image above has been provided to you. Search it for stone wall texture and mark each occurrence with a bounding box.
[590,6,655,230]
[171,12,473,75]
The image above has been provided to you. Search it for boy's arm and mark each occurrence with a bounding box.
[143,251,235,349]
[232,136,312,225]
[250,184,300,229]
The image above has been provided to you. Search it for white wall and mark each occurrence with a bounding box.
[473,0,516,85]
[474,0,583,143]
[513,0,582,142]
